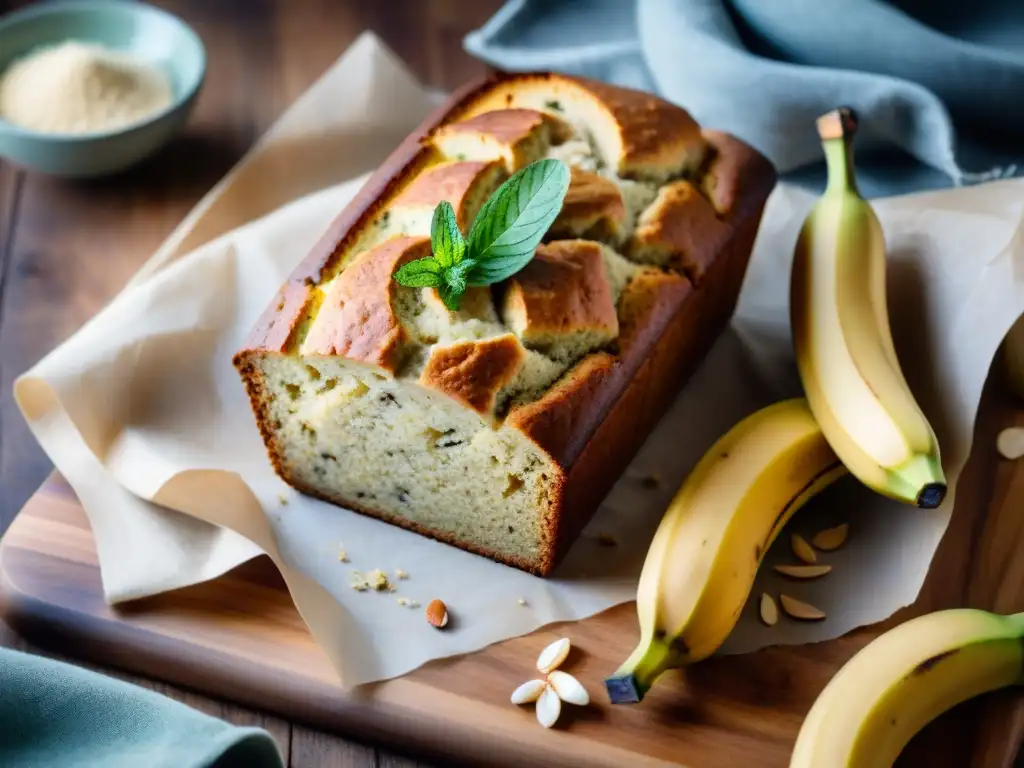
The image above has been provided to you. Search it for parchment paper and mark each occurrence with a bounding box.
[13,33,1024,686]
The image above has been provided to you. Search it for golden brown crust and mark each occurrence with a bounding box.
[507,269,691,468]
[438,108,547,145]
[419,334,525,417]
[549,168,626,240]
[391,160,506,230]
[501,240,618,346]
[700,129,775,217]
[566,75,706,179]
[506,353,617,467]
[429,109,573,173]
[234,69,778,576]
[629,180,731,283]
[301,236,428,372]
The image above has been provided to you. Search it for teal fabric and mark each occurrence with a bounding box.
[464,0,1024,197]
[0,648,283,767]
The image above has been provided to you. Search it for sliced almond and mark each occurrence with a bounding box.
[780,594,826,621]
[774,564,833,579]
[759,593,778,626]
[510,679,547,705]
[537,637,570,674]
[548,670,589,706]
[536,684,561,728]
[997,427,1024,460]
[812,523,850,551]
[791,533,817,564]
[425,599,449,628]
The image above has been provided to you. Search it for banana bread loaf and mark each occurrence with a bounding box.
[234,72,776,575]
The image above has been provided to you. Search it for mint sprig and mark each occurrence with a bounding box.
[392,159,570,311]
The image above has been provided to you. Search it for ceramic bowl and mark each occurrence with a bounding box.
[0,0,206,179]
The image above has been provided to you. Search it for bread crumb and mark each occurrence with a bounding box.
[409,600,420,608]
[639,473,660,489]
[397,597,409,606]
[350,568,393,592]
[367,569,392,591]
[596,533,617,547]
[349,571,369,592]
[396,568,409,580]
[338,544,349,563]
[278,494,289,505]
[517,598,528,606]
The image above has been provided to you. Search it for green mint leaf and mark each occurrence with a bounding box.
[437,282,462,312]
[393,257,443,288]
[444,257,477,296]
[465,159,570,286]
[430,201,466,269]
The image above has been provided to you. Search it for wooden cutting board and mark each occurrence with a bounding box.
[2,375,1023,768]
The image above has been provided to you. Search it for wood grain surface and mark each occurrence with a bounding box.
[0,0,500,764]
[2,372,1023,767]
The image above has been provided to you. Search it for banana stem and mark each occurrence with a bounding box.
[818,107,860,197]
[605,636,677,704]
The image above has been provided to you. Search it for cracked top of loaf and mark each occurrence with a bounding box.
[237,72,775,466]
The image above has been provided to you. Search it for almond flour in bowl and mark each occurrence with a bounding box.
[0,40,173,135]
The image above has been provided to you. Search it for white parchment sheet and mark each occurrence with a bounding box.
[13,33,1024,686]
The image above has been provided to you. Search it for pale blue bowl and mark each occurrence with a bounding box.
[0,0,206,178]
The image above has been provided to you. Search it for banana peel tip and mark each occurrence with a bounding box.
[917,482,946,509]
[817,107,859,141]
[605,674,645,705]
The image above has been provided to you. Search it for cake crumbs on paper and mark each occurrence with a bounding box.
[395,568,409,580]
[277,494,289,505]
[517,598,527,606]
[337,545,349,563]
[366,569,393,592]
[349,569,393,592]
[397,597,409,607]
[596,533,618,547]
[349,571,370,592]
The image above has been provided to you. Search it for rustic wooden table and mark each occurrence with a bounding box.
[0,0,500,764]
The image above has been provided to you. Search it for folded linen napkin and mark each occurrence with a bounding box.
[0,648,282,767]
[464,0,1024,197]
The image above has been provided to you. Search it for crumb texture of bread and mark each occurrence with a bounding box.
[235,71,775,575]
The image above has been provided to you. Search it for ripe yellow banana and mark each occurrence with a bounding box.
[791,107,946,508]
[606,398,846,704]
[791,608,1024,767]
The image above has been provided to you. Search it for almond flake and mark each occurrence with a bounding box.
[548,670,589,706]
[511,679,546,704]
[780,594,826,621]
[536,685,561,728]
[537,638,570,674]
[997,427,1024,460]
[791,534,817,564]
[425,599,448,628]
[811,523,849,551]
[759,593,778,626]
[774,564,832,579]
